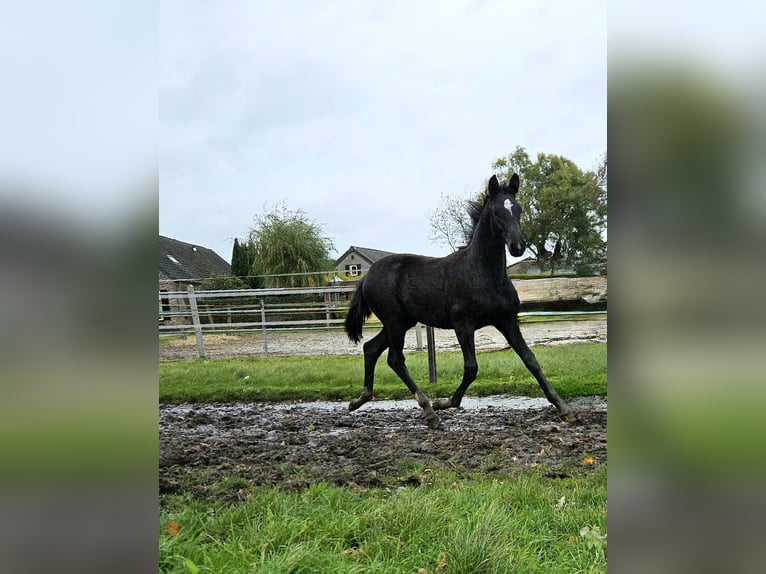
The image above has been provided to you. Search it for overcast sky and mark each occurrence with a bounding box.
[160,0,607,263]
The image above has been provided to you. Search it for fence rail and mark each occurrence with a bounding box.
[159,285,357,335]
[159,282,606,361]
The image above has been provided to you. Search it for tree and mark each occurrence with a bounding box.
[247,203,335,287]
[230,238,261,288]
[428,191,477,251]
[494,147,606,274]
[199,274,247,291]
[230,238,246,277]
[428,148,606,274]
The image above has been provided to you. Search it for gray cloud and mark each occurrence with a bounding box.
[160,0,607,261]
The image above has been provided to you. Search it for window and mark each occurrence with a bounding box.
[345,264,361,276]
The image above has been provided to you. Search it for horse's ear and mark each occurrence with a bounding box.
[509,173,520,196]
[488,175,500,196]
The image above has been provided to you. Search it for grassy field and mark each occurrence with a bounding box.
[161,466,607,573]
[160,342,606,404]
[160,343,607,572]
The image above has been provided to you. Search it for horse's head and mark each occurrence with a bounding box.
[487,173,526,257]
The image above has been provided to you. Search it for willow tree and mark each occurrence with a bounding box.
[247,203,335,287]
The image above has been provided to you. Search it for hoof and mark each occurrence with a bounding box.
[432,398,452,410]
[420,409,441,429]
[425,415,441,429]
[558,408,577,423]
[349,393,372,412]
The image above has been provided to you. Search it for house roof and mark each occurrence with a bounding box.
[334,245,395,266]
[159,235,231,281]
[506,257,539,274]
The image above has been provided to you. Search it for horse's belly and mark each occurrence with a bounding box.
[403,303,452,329]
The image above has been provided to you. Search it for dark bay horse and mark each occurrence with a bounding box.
[344,174,574,427]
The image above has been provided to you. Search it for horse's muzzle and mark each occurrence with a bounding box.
[509,241,525,257]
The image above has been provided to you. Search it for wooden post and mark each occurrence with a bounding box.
[426,325,437,383]
[415,323,423,350]
[187,285,206,359]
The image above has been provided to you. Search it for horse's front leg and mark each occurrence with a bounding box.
[433,324,477,410]
[498,319,576,422]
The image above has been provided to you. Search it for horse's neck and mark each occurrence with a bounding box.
[467,218,507,279]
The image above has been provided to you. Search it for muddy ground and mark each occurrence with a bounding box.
[160,400,607,501]
[160,320,607,502]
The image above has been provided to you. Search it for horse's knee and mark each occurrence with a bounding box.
[461,358,478,384]
[464,360,478,381]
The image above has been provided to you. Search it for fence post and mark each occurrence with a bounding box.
[426,325,437,383]
[415,323,423,350]
[260,300,269,357]
[187,285,206,359]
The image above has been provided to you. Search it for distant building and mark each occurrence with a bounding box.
[334,245,394,277]
[159,235,231,323]
[506,257,542,276]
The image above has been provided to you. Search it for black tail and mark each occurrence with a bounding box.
[344,278,372,344]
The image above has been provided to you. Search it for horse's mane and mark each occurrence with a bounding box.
[462,191,489,247]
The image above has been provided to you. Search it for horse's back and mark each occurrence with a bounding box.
[363,253,434,300]
[362,253,458,327]
[369,251,521,324]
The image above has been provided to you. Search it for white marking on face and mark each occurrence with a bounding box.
[503,198,513,214]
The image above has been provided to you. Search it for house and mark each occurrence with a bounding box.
[506,257,543,276]
[334,246,395,278]
[506,256,591,277]
[159,235,231,322]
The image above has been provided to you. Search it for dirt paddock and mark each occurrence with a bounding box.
[160,320,607,501]
[159,318,607,360]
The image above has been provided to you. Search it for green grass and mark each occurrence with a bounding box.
[160,466,607,573]
[160,343,607,571]
[160,343,606,404]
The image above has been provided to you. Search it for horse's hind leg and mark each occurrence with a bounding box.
[386,328,439,428]
[499,319,575,421]
[349,328,389,411]
[434,324,477,410]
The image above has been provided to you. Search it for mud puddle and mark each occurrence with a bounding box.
[160,396,606,501]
